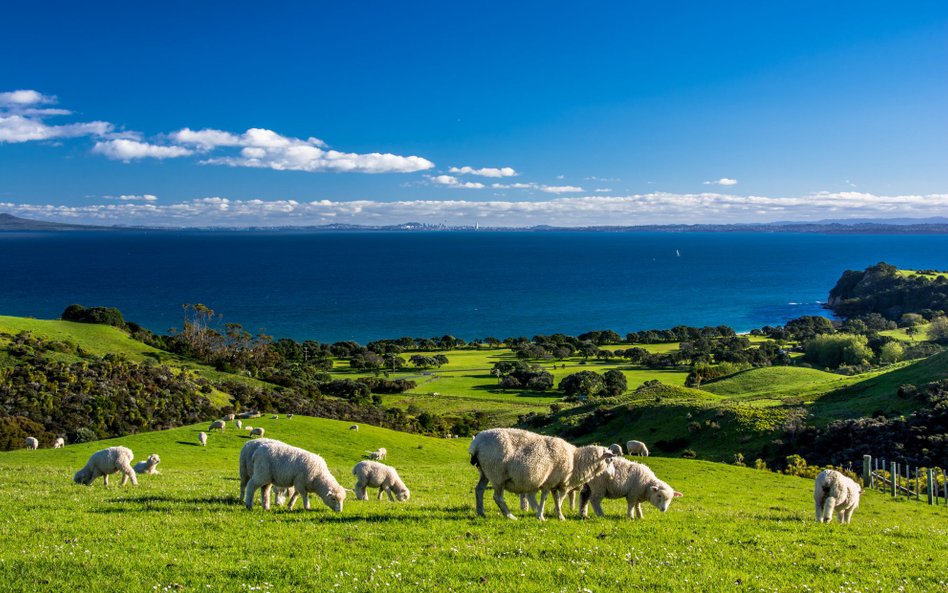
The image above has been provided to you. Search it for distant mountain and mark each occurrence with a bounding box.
[0,213,115,231]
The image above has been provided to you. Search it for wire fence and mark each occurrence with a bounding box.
[861,455,948,505]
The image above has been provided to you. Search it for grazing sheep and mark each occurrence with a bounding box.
[625,440,649,457]
[133,454,161,475]
[369,447,387,461]
[250,427,266,438]
[24,437,39,450]
[469,427,615,520]
[239,438,283,500]
[244,425,254,431]
[209,420,226,432]
[815,469,861,524]
[237,411,261,419]
[352,461,410,502]
[270,415,279,420]
[244,441,346,512]
[608,443,624,457]
[53,437,65,449]
[223,414,236,421]
[236,420,242,429]
[73,446,137,486]
[349,425,359,431]
[579,457,682,519]
[286,414,294,419]
[199,432,208,446]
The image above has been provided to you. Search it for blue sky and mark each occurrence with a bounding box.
[1,1,946,226]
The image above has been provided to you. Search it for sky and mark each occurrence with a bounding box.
[1,1,947,227]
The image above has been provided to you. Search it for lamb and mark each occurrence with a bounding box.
[53,437,65,449]
[579,457,682,519]
[244,441,346,512]
[469,427,615,520]
[625,440,649,457]
[73,446,138,486]
[133,454,161,475]
[236,420,242,429]
[814,469,861,524]
[24,437,39,450]
[352,460,410,502]
[369,447,387,461]
[608,443,624,457]
[223,414,236,421]
[209,420,226,432]
[199,431,208,446]
[250,427,266,438]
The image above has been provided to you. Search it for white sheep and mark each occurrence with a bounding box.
[133,454,161,475]
[198,431,208,446]
[519,489,578,512]
[469,427,616,520]
[244,441,346,512]
[270,414,279,420]
[369,447,387,461]
[237,411,261,419]
[250,427,266,438]
[73,446,138,486]
[608,443,624,457]
[286,414,294,419]
[244,425,254,431]
[236,420,242,430]
[209,420,226,432]
[239,438,282,501]
[815,469,861,524]
[349,425,359,431]
[625,440,649,457]
[352,460,410,502]
[24,437,39,450]
[579,457,682,519]
[53,437,65,449]
[223,414,236,421]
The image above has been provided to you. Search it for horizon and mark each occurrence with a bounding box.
[2,2,947,227]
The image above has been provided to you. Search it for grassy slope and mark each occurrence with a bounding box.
[0,416,945,593]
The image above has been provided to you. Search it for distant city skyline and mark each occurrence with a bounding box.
[2,1,946,227]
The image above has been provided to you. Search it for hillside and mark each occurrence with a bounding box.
[0,416,944,592]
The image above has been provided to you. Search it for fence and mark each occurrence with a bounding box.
[861,455,948,505]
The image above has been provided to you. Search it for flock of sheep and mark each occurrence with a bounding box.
[36,419,861,523]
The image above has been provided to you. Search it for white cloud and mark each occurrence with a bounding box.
[539,185,585,194]
[169,127,242,149]
[448,166,517,178]
[428,175,485,189]
[0,90,55,106]
[104,194,159,202]
[92,139,194,161]
[594,188,612,193]
[0,114,113,144]
[704,178,738,186]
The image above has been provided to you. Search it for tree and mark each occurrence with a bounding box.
[409,355,437,369]
[878,342,904,365]
[602,370,627,396]
[929,316,948,343]
[804,334,872,369]
[558,371,604,398]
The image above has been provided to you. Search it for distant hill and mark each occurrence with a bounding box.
[0,213,115,231]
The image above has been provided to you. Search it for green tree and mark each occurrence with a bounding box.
[878,342,904,365]
[804,333,872,369]
[602,369,627,396]
[558,370,604,398]
[929,316,948,343]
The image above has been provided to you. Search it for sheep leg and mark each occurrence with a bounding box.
[524,492,539,512]
[578,488,591,519]
[385,487,396,503]
[519,493,530,511]
[286,491,300,510]
[551,489,567,521]
[245,479,259,510]
[822,497,837,523]
[261,484,272,511]
[568,489,576,510]
[634,502,643,519]
[474,473,489,517]
[302,493,311,510]
[377,488,384,501]
[102,473,109,487]
[591,496,606,518]
[814,497,823,523]
[493,486,517,520]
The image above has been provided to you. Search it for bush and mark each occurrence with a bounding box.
[681,449,697,459]
[804,333,872,369]
[61,304,126,329]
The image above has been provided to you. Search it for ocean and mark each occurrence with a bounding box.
[1,231,946,343]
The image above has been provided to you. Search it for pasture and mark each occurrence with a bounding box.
[1,416,945,593]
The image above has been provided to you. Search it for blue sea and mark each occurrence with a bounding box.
[1,231,946,343]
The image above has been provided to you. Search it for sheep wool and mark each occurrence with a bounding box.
[73,446,138,486]
[625,440,649,457]
[53,437,65,449]
[199,432,208,446]
[208,420,226,432]
[352,460,410,502]
[250,427,266,438]
[369,447,387,461]
[469,427,615,520]
[608,443,624,457]
[579,457,682,519]
[24,437,39,450]
[239,438,285,500]
[814,469,861,524]
[133,454,161,475]
[244,441,346,512]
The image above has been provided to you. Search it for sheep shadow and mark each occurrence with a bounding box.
[176,441,203,447]
[106,494,239,506]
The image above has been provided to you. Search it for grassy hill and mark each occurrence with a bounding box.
[0,416,944,593]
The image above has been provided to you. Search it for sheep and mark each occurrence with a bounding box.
[352,460,410,502]
[24,437,39,450]
[519,489,578,512]
[271,414,279,420]
[239,438,283,500]
[579,457,682,519]
[469,427,615,520]
[369,447,387,461]
[286,414,294,419]
[133,454,161,475]
[73,446,137,486]
[814,469,861,524]
[237,411,261,419]
[349,425,359,431]
[209,420,226,432]
[244,425,254,431]
[244,441,346,512]
[223,414,236,421]
[625,440,650,457]
[608,443,624,457]
[53,437,65,449]
[250,427,266,438]
[199,431,208,446]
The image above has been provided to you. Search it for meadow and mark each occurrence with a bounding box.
[1,416,945,593]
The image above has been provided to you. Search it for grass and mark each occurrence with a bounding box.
[1,416,946,593]
[699,366,860,403]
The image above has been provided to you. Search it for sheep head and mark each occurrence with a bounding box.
[648,482,683,512]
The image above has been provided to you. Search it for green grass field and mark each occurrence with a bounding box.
[0,416,945,593]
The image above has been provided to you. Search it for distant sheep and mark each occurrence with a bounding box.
[469,427,615,520]
[369,447,387,461]
[24,437,39,450]
[223,414,236,421]
[352,460,410,502]
[73,446,137,486]
[133,454,161,475]
[199,432,208,446]
[286,414,294,419]
[244,441,346,512]
[244,425,254,431]
[349,425,359,431]
[579,457,681,519]
[271,415,279,420]
[237,411,261,419]
[250,427,266,438]
[608,443,624,457]
[236,420,242,429]
[53,437,65,449]
[209,420,226,432]
[625,440,649,457]
[815,469,861,524]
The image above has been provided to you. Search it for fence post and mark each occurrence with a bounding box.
[891,462,897,497]
[915,468,920,501]
[928,468,935,505]
[943,468,947,504]
[863,455,872,488]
